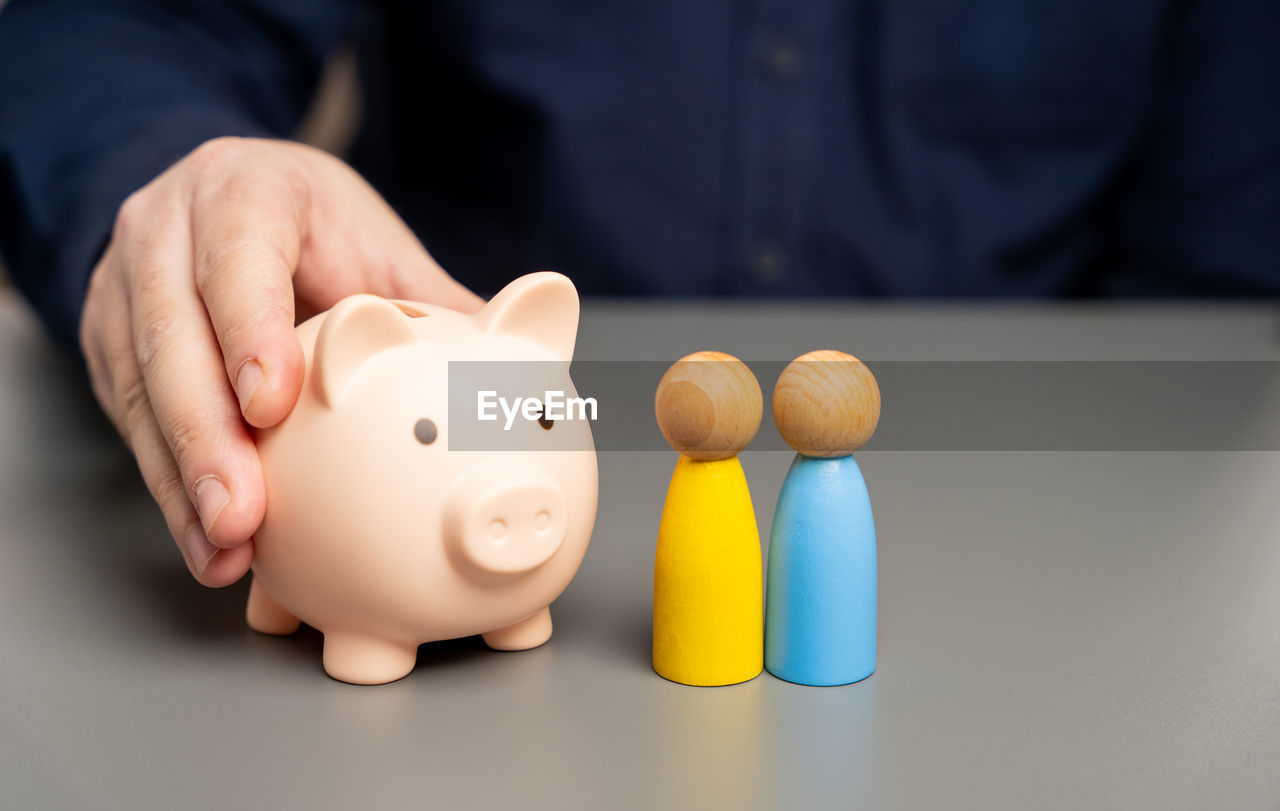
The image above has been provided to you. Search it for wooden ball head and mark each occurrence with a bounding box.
[655,351,762,460]
[773,350,880,457]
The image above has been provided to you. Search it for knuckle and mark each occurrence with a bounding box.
[221,297,293,351]
[166,414,207,473]
[195,231,288,288]
[113,184,182,255]
[79,278,105,358]
[83,344,114,411]
[112,189,152,241]
[128,257,172,303]
[83,268,107,312]
[187,136,251,176]
[80,257,123,341]
[271,147,312,200]
[133,312,183,377]
[116,374,152,439]
[101,336,137,380]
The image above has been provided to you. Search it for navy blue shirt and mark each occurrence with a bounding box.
[1,0,1278,348]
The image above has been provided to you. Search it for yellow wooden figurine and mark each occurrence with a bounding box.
[653,351,764,686]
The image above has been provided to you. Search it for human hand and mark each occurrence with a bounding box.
[80,137,482,586]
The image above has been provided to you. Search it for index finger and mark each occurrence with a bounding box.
[189,152,307,429]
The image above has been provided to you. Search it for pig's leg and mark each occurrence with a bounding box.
[482,606,553,651]
[246,577,301,635]
[322,632,418,685]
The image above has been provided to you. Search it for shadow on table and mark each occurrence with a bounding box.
[125,554,497,670]
[615,609,654,670]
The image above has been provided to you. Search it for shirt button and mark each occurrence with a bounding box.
[759,39,802,82]
[750,246,787,284]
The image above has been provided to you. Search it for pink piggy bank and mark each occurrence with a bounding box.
[245,271,599,684]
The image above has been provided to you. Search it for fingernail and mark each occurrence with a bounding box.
[235,359,264,414]
[186,524,217,577]
[194,475,229,534]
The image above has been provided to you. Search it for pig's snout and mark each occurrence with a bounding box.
[444,466,569,576]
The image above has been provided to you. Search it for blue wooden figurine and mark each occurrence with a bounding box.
[765,350,881,686]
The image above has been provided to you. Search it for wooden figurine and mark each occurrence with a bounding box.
[765,350,881,686]
[653,351,764,686]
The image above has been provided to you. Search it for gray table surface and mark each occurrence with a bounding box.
[3,290,1280,811]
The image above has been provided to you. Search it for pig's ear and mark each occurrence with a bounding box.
[474,271,580,359]
[314,294,422,408]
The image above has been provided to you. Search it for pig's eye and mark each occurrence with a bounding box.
[413,418,438,445]
[537,405,554,431]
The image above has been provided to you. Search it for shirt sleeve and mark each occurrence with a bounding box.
[0,0,358,349]
[1098,0,1280,295]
